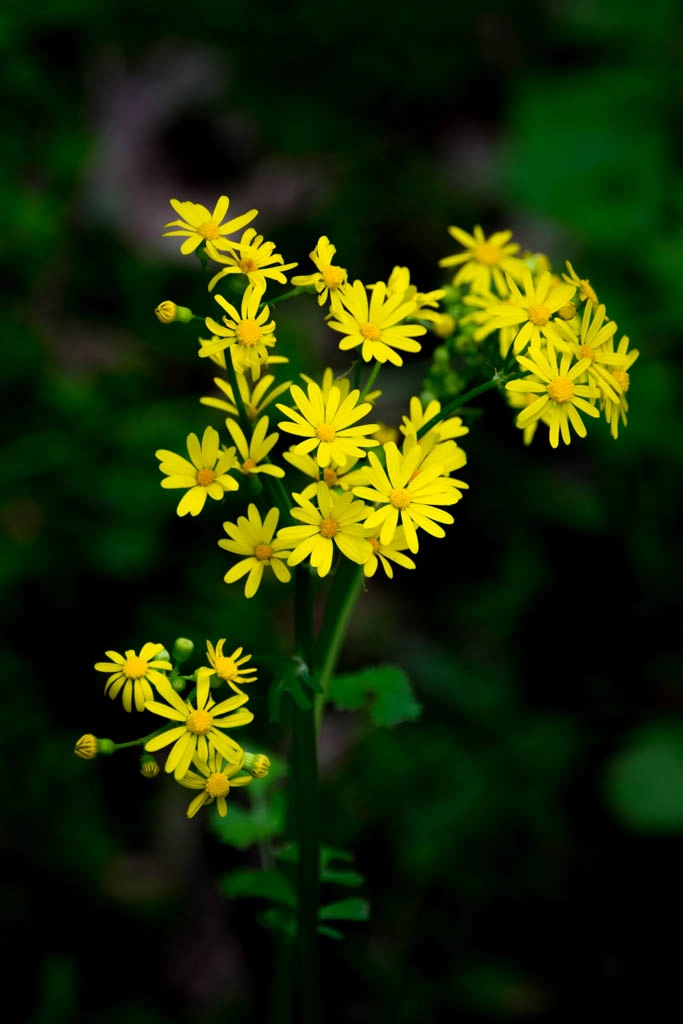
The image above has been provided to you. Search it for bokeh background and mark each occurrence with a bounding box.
[4,0,683,1021]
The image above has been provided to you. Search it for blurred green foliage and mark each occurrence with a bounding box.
[3,0,683,1021]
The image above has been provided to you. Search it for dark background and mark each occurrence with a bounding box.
[4,1,683,1021]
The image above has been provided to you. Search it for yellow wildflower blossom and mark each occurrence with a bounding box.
[506,346,600,448]
[206,228,298,291]
[156,425,239,517]
[279,482,373,577]
[600,335,639,439]
[162,196,258,255]
[328,279,426,366]
[562,260,599,305]
[219,505,293,597]
[202,284,276,373]
[277,380,379,468]
[282,447,362,500]
[201,372,293,421]
[94,642,172,713]
[438,226,524,294]
[177,748,252,819]
[473,268,576,354]
[225,415,285,478]
[291,235,348,306]
[363,526,416,579]
[206,639,259,688]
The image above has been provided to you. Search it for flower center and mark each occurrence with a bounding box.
[199,221,220,240]
[611,368,630,393]
[389,487,411,510]
[322,265,345,289]
[369,537,380,553]
[214,657,238,681]
[527,303,550,326]
[322,467,338,486]
[242,458,257,472]
[473,243,501,265]
[238,257,258,274]
[320,517,339,538]
[316,424,336,442]
[547,376,575,403]
[196,467,216,486]
[361,322,381,341]
[580,345,596,362]
[236,319,262,346]
[255,542,273,561]
[123,656,147,679]
[186,709,214,735]
[205,772,230,798]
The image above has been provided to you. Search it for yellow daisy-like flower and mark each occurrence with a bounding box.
[202,284,276,372]
[399,395,469,445]
[402,433,469,495]
[206,639,259,688]
[328,280,427,366]
[291,235,348,306]
[156,425,239,517]
[300,366,381,407]
[363,526,416,579]
[550,301,623,403]
[438,226,525,294]
[218,505,293,598]
[506,346,601,448]
[225,415,285,478]
[144,668,252,780]
[375,265,446,318]
[461,291,518,357]
[353,441,461,554]
[276,380,379,468]
[162,196,258,256]
[282,447,362,500]
[473,267,576,354]
[177,747,252,819]
[562,260,599,305]
[206,228,298,291]
[600,335,639,439]
[201,372,293,421]
[94,642,172,713]
[278,481,373,577]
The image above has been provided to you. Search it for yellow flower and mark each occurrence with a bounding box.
[177,747,252,818]
[278,481,373,577]
[282,447,362,500]
[225,415,285,478]
[550,301,624,403]
[94,642,172,713]
[375,265,446,318]
[202,284,276,372]
[276,380,379,468]
[291,235,348,306]
[206,639,259,688]
[144,668,252,780]
[399,395,469,445]
[438,226,524,294]
[300,365,381,406]
[363,527,416,579]
[74,734,99,759]
[328,279,426,366]
[562,260,599,305]
[599,334,639,439]
[353,441,461,553]
[201,372,293,421]
[473,268,576,354]
[219,505,293,598]
[162,196,258,255]
[156,425,239,517]
[155,301,193,324]
[506,346,601,448]
[206,228,298,291]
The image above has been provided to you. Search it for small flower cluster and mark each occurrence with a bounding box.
[432,226,639,446]
[74,637,270,819]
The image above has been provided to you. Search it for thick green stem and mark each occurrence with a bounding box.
[416,370,523,439]
[314,561,365,729]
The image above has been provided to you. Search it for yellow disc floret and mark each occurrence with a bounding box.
[320,517,339,538]
[547,376,575,403]
[361,322,381,340]
[316,424,336,442]
[322,265,345,290]
[473,243,502,265]
[199,221,221,240]
[205,772,231,798]
[185,709,214,735]
[236,319,262,346]
[254,542,273,561]
[389,487,411,510]
[196,467,216,486]
[123,656,147,679]
[527,303,550,326]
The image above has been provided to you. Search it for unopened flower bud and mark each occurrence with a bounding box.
[74,734,98,759]
[140,755,160,778]
[557,303,576,321]
[243,752,271,778]
[155,301,193,324]
[431,314,457,339]
[173,637,194,663]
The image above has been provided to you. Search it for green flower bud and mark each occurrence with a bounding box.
[140,755,160,778]
[155,301,193,324]
[243,752,271,778]
[173,637,194,663]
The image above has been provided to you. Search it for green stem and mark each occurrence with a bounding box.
[416,370,523,440]
[259,286,304,312]
[290,567,322,1023]
[314,560,365,729]
[359,360,382,402]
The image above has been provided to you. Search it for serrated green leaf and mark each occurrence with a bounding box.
[330,665,422,727]
[319,898,370,922]
[220,868,296,907]
[210,790,285,849]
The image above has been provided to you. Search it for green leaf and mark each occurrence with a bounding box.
[220,868,296,907]
[258,906,296,939]
[330,665,422,727]
[210,789,285,849]
[268,656,320,722]
[321,869,364,888]
[317,924,344,940]
[318,898,370,922]
[603,721,683,832]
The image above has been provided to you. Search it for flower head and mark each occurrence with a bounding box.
[363,526,416,579]
[438,226,524,294]
[399,395,469,445]
[177,747,252,818]
[562,260,599,305]
[353,441,462,553]
[162,196,258,255]
[219,505,293,598]
[207,227,298,291]
[291,236,348,306]
[277,380,379,468]
[156,425,239,517]
[144,668,252,780]
[94,642,172,712]
[202,284,277,373]
[600,334,639,439]
[282,447,363,500]
[278,482,373,577]
[550,301,623,402]
[473,267,576,354]
[328,279,426,366]
[201,372,293,421]
[225,415,285,477]
[206,639,258,688]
